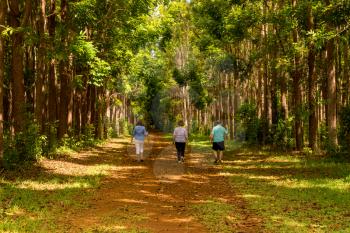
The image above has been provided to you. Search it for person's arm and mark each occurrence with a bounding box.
[172,128,176,144]
[209,129,214,143]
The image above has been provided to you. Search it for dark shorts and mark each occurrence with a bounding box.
[212,141,225,151]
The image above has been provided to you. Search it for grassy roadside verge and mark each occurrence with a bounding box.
[0,139,119,233]
[189,137,350,232]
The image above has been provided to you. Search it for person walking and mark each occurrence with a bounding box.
[173,120,188,163]
[131,120,148,162]
[210,121,228,164]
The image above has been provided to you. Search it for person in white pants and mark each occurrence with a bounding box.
[131,120,148,162]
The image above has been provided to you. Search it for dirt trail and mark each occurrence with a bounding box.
[58,133,263,233]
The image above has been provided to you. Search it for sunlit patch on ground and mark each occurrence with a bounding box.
[224,149,350,232]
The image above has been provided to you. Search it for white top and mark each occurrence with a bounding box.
[173,127,188,143]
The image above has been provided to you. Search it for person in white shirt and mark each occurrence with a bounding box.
[173,120,188,163]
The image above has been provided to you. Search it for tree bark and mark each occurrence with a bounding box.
[307,4,318,150]
[0,0,6,161]
[326,38,338,147]
[48,0,58,148]
[342,42,349,105]
[9,0,31,133]
[291,0,303,150]
[35,0,47,131]
[58,0,72,139]
[325,0,338,148]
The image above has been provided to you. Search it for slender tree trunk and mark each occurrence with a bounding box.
[343,43,349,105]
[228,74,234,139]
[324,0,337,148]
[58,0,71,139]
[291,0,303,150]
[0,0,6,161]
[270,49,278,140]
[48,0,57,149]
[35,0,47,131]
[280,72,288,120]
[326,38,338,147]
[9,0,28,133]
[307,4,318,150]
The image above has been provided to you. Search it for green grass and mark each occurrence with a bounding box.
[226,150,350,233]
[191,199,237,233]
[0,164,112,232]
[189,135,350,233]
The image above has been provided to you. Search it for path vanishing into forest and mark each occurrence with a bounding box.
[53,133,263,233]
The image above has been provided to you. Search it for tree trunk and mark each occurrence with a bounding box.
[326,38,338,148]
[35,0,47,131]
[0,0,6,161]
[307,4,318,150]
[58,0,72,140]
[342,43,349,105]
[9,0,28,133]
[291,0,303,150]
[48,0,57,149]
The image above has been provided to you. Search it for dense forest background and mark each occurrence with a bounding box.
[0,0,350,168]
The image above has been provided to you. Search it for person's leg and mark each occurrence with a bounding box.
[212,142,219,163]
[175,142,181,161]
[135,140,141,161]
[218,151,223,162]
[181,143,186,161]
[139,141,144,161]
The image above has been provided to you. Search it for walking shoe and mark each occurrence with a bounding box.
[181,157,185,162]
[214,159,219,164]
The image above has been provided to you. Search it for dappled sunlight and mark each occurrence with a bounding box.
[16,180,93,190]
[117,198,149,204]
[112,165,148,171]
[271,178,350,191]
[161,216,195,223]
[5,205,27,217]
[138,189,176,201]
[41,159,113,177]
[238,194,262,199]
[270,215,307,228]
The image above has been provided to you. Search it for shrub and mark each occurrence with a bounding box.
[338,106,350,156]
[272,117,294,149]
[3,120,46,169]
[235,102,260,144]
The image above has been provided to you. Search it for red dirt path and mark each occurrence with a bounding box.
[56,133,263,233]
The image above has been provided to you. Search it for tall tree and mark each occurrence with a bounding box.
[9,0,32,133]
[0,0,6,160]
[34,0,47,131]
[325,0,338,148]
[307,3,318,150]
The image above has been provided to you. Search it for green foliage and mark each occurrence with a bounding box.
[89,58,111,86]
[3,119,46,169]
[273,117,294,150]
[235,102,260,144]
[338,106,350,156]
[70,33,97,65]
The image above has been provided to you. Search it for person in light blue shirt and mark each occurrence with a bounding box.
[131,120,148,162]
[210,121,228,164]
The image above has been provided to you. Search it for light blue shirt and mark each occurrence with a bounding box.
[133,126,148,141]
[211,124,228,142]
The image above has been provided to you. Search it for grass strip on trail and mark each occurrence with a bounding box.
[190,137,350,233]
